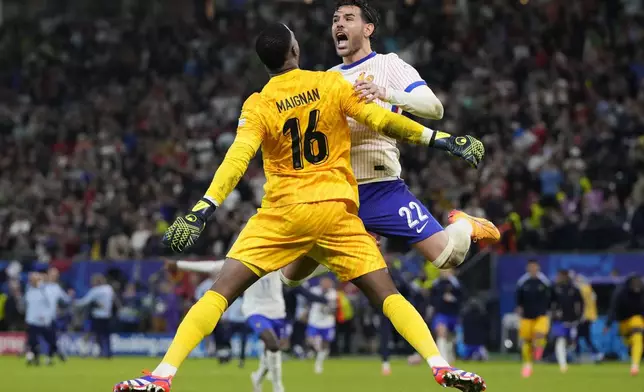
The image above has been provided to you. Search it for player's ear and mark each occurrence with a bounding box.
[364,23,374,39]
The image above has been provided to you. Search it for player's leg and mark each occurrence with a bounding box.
[433,315,454,363]
[623,316,643,375]
[552,323,568,372]
[577,320,601,359]
[357,180,498,270]
[311,202,485,391]
[533,316,550,362]
[149,259,259,380]
[247,316,285,392]
[214,323,232,364]
[113,260,259,391]
[114,204,322,392]
[351,269,485,390]
[313,327,334,374]
[25,325,40,366]
[235,322,249,367]
[518,318,534,377]
[44,324,61,365]
[305,326,322,369]
[379,316,393,375]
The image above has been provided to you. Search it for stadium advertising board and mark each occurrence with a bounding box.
[0,332,263,357]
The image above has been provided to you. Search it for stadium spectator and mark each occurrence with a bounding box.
[1,0,644,262]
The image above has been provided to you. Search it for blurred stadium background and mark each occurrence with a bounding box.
[1,0,644,390]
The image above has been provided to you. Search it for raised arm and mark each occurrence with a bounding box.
[354,55,443,119]
[162,94,266,253]
[334,73,483,168]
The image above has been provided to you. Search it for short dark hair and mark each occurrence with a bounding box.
[335,0,380,37]
[255,23,293,71]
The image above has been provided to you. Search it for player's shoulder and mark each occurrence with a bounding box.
[241,92,263,110]
[323,69,347,83]
[380,52,407,65]
[517,273,531,287]
[328,63,343,72]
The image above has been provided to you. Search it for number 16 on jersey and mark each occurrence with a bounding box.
[283,109,329,170]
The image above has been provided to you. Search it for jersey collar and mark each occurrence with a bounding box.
[341,51,377,70]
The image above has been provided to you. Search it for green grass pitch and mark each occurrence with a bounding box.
[1,356,639,392]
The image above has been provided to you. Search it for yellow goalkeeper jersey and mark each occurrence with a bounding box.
[205,69,428,208]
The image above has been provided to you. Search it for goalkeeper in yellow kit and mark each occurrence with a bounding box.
[113,23,486,392]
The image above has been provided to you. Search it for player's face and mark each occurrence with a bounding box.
[48,268,59,282]
[321,277,333,290]
[332,6,370,57]
[527,262,539,276]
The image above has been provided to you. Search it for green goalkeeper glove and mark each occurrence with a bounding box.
[430,133,485,168]
[162,198,217,253]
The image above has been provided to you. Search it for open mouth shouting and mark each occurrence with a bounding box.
[335,31,349,50]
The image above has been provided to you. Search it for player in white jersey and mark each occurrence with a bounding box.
[305,277,337,374]
[172,260,286,392]
[278,0,500,381]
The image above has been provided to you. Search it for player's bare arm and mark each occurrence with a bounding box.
[162,95,265,253]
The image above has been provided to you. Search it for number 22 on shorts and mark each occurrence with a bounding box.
[399,201,429,232]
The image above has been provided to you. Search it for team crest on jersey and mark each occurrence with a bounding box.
[357,72,375,83]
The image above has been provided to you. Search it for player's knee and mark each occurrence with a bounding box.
[436,324,448,337]
[263,337,281,352]
[431,231,470,269]
[414,231,448,262]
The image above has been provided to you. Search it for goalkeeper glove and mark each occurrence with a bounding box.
[162,198,217,253]
[430,133,485,168]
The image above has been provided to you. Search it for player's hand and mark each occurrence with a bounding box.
[162,198,216,253]
[431,134,485,168]
[163,258,178,272]
[354,80,386,103]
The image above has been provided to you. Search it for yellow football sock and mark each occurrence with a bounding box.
[522,342,533,364]
[382,294,440,360]
[161,291,228,367]
[631,332,643,367]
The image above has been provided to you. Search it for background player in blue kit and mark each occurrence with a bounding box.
[429,270,463,363]
[550,269,583,373]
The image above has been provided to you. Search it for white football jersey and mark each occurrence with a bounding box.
[329,52,426,183]
[241,272,286,320]
[307,286,337,329]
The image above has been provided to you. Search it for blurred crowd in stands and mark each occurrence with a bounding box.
[1,0,644,264]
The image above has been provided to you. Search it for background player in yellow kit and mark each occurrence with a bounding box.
[605,274,644,376]
[516,259,552,378]
[113,23,486,392]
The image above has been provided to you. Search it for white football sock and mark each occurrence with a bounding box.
[427,355,450,368]
[265,350,283,388]
[152,362,178,377]
[437,337,450,359]
[555,337,567,370]
[315,348,329,367]
[446,338,456,364]
[256,350,269,379]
